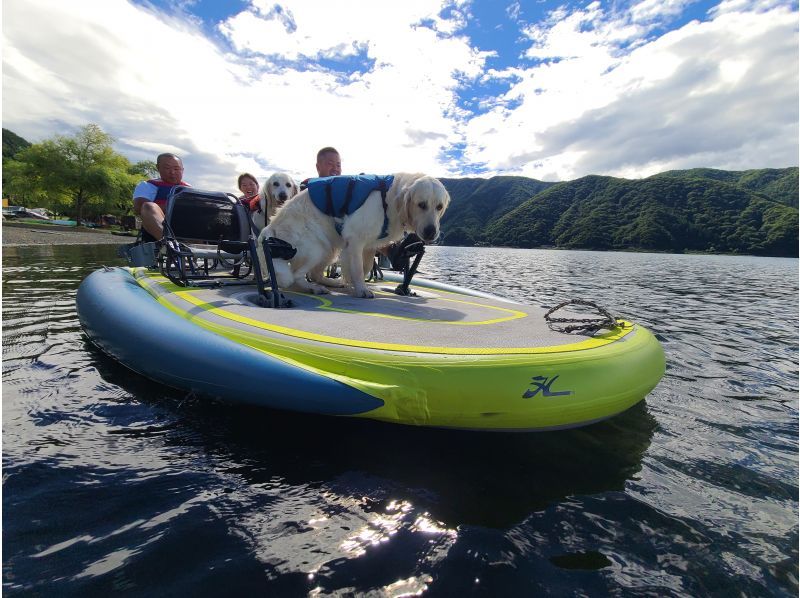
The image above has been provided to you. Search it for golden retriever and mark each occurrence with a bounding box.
[257,173,449,298]
[253,172,298,230]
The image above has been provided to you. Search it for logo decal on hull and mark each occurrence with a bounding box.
[522,375,573,398]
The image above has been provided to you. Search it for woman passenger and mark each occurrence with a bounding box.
[237,172,260,212]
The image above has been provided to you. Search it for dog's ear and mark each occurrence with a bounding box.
[261,179,272,202]
[400,178,420,227]
[261,184,274,222]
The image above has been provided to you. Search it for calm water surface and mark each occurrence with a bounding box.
[3,244,798,596]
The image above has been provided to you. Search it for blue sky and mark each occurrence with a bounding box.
[3,0,798,191]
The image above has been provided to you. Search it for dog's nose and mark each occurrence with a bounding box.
[422,224,437,242]
[278,192,288,201]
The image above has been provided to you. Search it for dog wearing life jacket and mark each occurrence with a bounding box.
[257,173,449,298]
[252,172,298,230]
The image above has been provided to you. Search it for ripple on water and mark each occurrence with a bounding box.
[2,245,797,596]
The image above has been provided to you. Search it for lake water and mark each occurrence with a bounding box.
[2,244,798,596]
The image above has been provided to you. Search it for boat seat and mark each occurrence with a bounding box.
[158,187,293,308]
[158,187,252,283]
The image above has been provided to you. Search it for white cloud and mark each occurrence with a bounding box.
[213,0,490,180]
[629,0,695,23]
[1,0,797,190]
[461,0,798,180]
[3,0,488,190]
[3,0,247,188]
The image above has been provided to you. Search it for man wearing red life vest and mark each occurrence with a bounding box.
[133,153,190,241]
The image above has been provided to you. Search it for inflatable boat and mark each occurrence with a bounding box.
[76,266,664,431]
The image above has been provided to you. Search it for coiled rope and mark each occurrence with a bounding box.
[544,299,624,334]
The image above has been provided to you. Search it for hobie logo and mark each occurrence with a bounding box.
[522,375,573,398]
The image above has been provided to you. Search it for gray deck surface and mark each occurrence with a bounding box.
[156,280,598,350]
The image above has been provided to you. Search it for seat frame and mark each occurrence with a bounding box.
[158,186,293,308]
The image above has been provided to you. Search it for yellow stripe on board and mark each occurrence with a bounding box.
[131,268,632,355]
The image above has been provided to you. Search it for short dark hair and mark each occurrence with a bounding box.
[316,147,339,162]
[156,152,182,167]
[237,172,258,190]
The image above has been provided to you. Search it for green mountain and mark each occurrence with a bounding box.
[440,168,798,257]
[654,167,799,208]
[439,176,555,245]
[3,128,31,160]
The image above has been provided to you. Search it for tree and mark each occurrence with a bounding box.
[442,226,475,246]
[129,160,158,178]
[4,124,138,225]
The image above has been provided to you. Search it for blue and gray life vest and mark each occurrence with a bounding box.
[306,175,395,239]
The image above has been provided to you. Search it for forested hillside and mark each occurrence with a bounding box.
[439,176,555,246]
[2,128,31,159]
[654,168,799,208]
[440,168,798,257]
[3,128,32,191]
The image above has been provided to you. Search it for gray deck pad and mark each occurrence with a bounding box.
[137,272,629,354]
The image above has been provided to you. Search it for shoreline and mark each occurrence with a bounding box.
[2,222,795,259]
[2,222,136,246]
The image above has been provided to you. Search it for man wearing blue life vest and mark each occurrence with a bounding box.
[133,153,190,241]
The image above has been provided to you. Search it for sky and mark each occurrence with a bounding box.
[2,0,798,191]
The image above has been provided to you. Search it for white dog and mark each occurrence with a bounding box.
[252,172,298,230]
[257,173,450,298]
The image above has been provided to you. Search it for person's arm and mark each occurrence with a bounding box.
[132,181,165,239]
[132,181,155,214]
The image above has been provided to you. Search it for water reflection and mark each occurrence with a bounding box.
[3,243,797,596]
[81,348,656,592]
[88,361,657,528]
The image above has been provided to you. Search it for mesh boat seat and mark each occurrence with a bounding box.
[158,187,294,307]
[159,188,252,284]
[165,188,248,247]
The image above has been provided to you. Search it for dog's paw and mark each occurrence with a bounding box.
[308,284,330,295]
[352,287,374,299]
